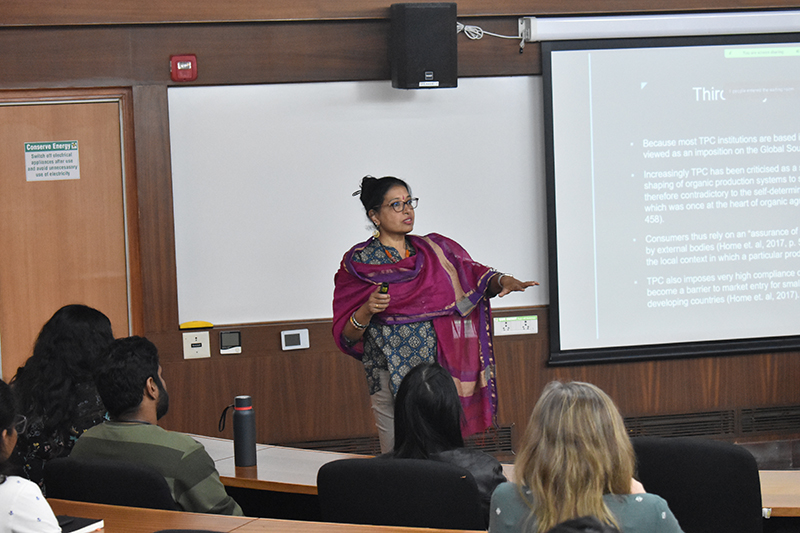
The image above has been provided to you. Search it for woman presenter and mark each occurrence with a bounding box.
[332,175,537,452]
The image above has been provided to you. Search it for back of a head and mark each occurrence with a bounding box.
[515,381,634,533]
[97,336,160,419]
[11,304,114,426]
[30,304,114,374]
[392,362,464,459]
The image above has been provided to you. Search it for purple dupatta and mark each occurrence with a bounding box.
[332,233,497,436]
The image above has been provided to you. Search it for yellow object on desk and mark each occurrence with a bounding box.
[179,320,214,329]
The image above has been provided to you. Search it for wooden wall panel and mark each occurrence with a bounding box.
[0,19,537,91]
[3,0,800,26]
[133,21,392,84]
[132,85,179,333]
[150,321,375,443]
[150,303,800,446]
[0,27,132,89]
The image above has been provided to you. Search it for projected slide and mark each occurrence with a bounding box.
[545,35,800,361]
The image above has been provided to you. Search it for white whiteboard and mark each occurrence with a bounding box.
[168,77,548,325]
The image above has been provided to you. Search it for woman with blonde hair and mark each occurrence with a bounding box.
[489,381,683,533]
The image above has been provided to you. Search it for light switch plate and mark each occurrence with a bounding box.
[183,331,211,359]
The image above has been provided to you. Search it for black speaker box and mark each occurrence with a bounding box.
[390,3,458,89]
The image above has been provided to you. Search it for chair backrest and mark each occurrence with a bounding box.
[43,456,179,510]
[317,457,485,530]
[631,436,762,533]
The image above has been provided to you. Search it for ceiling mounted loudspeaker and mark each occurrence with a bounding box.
[390,3,458,89]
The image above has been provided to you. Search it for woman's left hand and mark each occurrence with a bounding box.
[495,274,539,297]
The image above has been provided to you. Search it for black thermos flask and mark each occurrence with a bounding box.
[233,395,257,467]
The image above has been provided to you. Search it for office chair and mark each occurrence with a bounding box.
[317,457,485,530]
[632,436,763,533]
[43,456,179,510]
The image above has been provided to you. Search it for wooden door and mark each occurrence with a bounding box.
[0,91,138,380]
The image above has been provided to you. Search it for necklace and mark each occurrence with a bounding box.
[381,239,410,263]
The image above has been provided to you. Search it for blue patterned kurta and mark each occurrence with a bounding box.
[351,238,438,395]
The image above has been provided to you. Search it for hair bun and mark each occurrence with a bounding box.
[353,175,375,197]
[360,174,376,189]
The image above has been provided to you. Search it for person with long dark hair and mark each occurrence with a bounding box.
[9,304,114,490]
[0,379,60,533]
[387,362,506,527]
[333,175,538,452]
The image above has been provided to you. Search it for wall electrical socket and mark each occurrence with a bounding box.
[493,315,538,336]
[183,331,211,359]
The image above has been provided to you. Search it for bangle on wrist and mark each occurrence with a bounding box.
[350,312,368,330]
[496,272,510,289]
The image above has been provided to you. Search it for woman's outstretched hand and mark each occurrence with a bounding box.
[496,275,539,297]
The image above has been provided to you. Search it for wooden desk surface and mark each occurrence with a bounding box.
[48,499,475,533]
[49,498,253,532]
[191,433,271,462]
[194,434,517,496]
[192,434,369,495]
[192,435,800,519]
[760,470,800,517]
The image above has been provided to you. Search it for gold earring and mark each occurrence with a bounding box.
[373,222,380,238]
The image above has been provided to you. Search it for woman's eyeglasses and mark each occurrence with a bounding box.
[380,198,419,212]
[13,414,27,435]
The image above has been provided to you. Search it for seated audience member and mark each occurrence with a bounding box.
[385,362,506,527]
[0,379,60,533]
[70,336,243,516]
[10,304,114,491]
[490,381,684,533]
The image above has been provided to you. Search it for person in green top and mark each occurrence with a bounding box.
[71,336,243,516]
[489,381,684,533]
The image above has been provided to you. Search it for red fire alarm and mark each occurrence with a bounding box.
[170,54,198,82]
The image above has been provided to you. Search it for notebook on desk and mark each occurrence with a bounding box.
[57,515,104,533]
